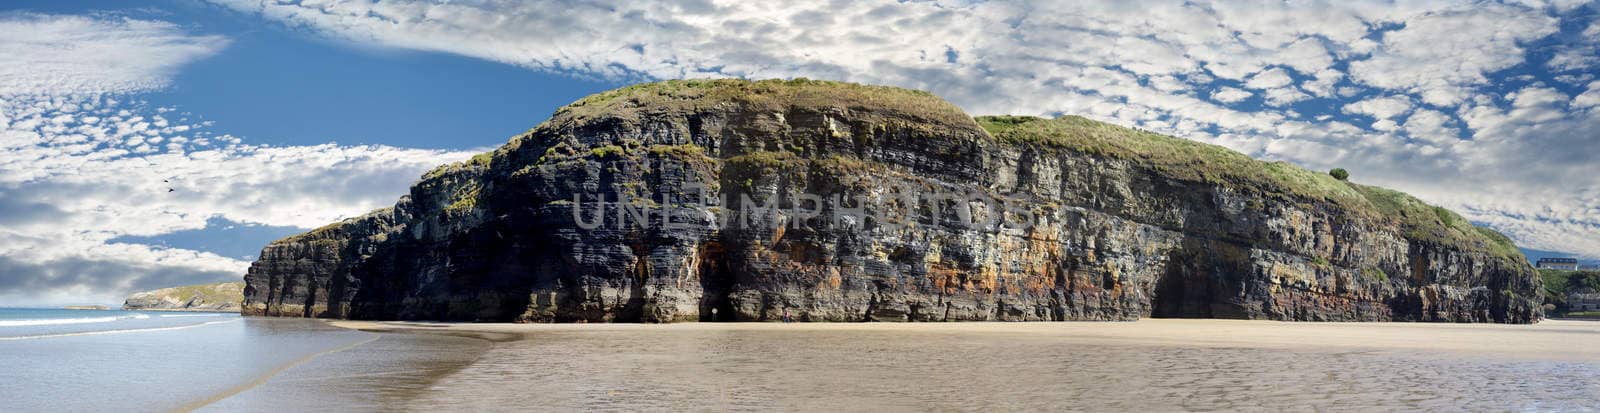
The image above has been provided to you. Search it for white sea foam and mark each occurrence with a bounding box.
[0,316,123,327]
[0,318,241,340]
[0,312,162,327]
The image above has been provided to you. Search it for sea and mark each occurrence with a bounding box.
[0,308,373,411]
[3,308,1599,411]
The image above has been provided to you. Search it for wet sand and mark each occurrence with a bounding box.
[196,326,499,412]
[332,318,1600,361]
[213,319,1600,411]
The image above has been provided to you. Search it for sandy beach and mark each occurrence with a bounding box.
[331,318,1600,362]
[186,319,1600,411]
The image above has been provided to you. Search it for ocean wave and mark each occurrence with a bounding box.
[0,319,241,340]
[0,316,123,327]
[160,314,224,318]
[0,313,156,327]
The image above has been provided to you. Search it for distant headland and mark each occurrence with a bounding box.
[63,305,110,310]
[123,281,245,312]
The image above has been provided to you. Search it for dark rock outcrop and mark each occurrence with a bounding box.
[244,79,1541,323]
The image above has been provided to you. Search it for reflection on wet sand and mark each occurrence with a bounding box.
[213,319,1600,411]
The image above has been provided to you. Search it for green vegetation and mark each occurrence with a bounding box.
[423,150,495,180]
[277,208,394,244]
[1542,270,1600,295]
[469,151,492,166]
[977,115,1369,206]
[1311,257,1330,267]
[1566,311,1600,318]
[590,145,626,159]
[1329,168,1349,181]
[726,150,803,169]
[445,183,483,213]
[548,78,977,134]
[647,143,705,158]
[1539,269,1600,316]
[63,305,109,310]
[1352,185,1520,260]
[1362,267,1390,282]
[139,282,244,304]
[168,282,242,300]
[975,115,1525,263]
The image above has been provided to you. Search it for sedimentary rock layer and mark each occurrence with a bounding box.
[244,79,1541,323]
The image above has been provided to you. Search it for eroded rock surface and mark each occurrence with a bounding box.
[244,80,1541,323]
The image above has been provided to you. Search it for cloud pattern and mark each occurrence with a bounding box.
[212,0,1600,259]
[0,13,474,305]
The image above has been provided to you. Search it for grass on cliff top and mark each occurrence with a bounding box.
[979,115,1368,203]
[148,282,244,301]
[976,115,1523,262]
[1351,185,1521,259]
[422,151,494,181]
[448,79,979,183]
[278,207,393,244]
[550,78,977,131]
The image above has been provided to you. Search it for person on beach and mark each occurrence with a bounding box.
[782,309,792,323]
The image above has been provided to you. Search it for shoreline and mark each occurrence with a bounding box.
[329,318,1600,362]
[316,318,1600,411]
[178,330,380,412]
[120,308,241,313]
[189,319,501,412]
[176,317,1600,411]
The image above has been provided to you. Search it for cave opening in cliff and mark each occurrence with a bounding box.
[1151,274,1198,318]
[1150,257,1214,318]
[698,242,738,322]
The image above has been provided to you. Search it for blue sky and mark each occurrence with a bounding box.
[1,0,1598,305]
[10,0,622,149]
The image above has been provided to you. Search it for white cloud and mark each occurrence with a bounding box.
[1576,81,1600,109]
[1548,49,1598,72]
[0,14,229,95]
[0,14,476,305]
[0,96,473,304]
[1548,20,1600,72]
[207,0,1600,257]
[1301,69,1345,97]
[1244,67,1295,90]
[1261,86,1310,107]
[1210,87,1253,103]
[1343,95,1415,120]
[1347,4,1558,106]
[1402,109,1461,145]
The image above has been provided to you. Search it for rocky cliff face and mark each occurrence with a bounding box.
[124,281,244,312]
[244,79,1541,323]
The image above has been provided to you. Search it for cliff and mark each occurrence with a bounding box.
[123,281,245,312]
[244,79,1541,323]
